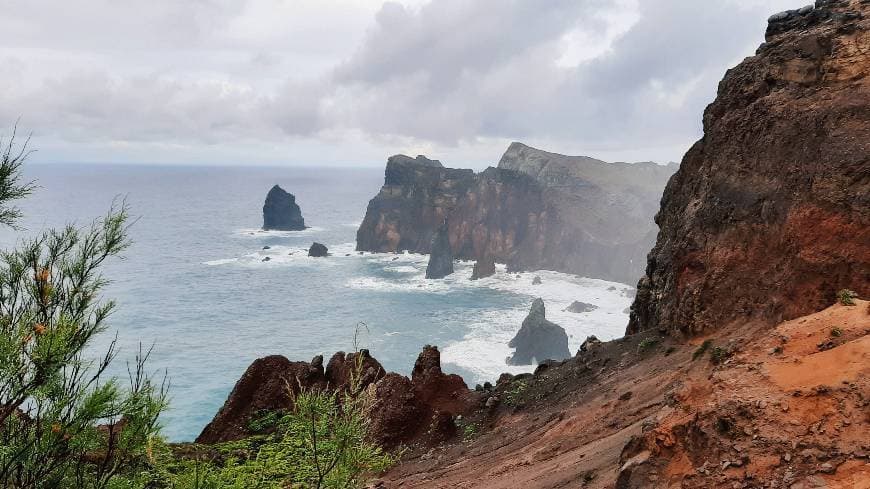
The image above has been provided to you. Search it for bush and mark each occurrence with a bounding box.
[837,289,857,306]
[636,338,659,354]
[0,128,167,489]
[692,339,713,361]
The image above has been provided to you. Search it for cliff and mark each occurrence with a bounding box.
[628,0,870,337]
[356,145,675,285]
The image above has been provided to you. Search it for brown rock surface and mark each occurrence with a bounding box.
[629,0,870,337]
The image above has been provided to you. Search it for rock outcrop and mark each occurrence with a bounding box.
[308,242,328,257]
[356,145,676,285]
[199,347,479,449]
[262,185,306,231]
[628,0,870,337]
[564,301,597,313]
[425,220,454,279]
[470,255,496,280]
[507,299,570,365]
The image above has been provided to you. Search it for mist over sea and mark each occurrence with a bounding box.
[0,163,633,441]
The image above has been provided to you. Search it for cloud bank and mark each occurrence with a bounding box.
[0,0,798,166]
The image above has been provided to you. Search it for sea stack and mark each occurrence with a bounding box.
[507,298,570,366]
[262,185,306,231]
[470,255,496,280]
[425,220,454,279]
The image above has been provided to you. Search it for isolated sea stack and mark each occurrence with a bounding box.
[470,255,496,280]
[308,242,328,257]
[425,220,454,279]
[356,145,675,284]
[262,185,306,231]
[507,298,570,365]
[629,0,870,337]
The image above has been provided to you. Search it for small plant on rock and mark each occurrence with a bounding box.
[837,289,857,306]
[636,338,659,354]
[693,339,713,361]
[830,327,843,338]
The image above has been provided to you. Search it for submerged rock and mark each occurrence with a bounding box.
[308,242,328,257]
[425,220,454,279]
[564,301,597,313]
[262,185,306,231]
[507,299,570,365]
[532,275,542,285]
[470,255,496,280]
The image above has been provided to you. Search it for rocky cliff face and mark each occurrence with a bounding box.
[356,145,675,285]
[628,0,870,337]
[262,185,306,231]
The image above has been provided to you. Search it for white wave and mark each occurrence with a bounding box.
[234,226,326,237]
[202,258,238,266]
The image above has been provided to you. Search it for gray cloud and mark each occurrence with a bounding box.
[0,0,799,165]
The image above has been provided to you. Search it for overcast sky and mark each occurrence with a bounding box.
[1,0,799,168]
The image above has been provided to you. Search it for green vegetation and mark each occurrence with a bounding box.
[830,327,843,338]
[837,289,857,306]
[692,339,713,360]
[0,130,167,488]
[636,338,659,354]
[461,423,478,442]
[708,346,731,365]
[503,380,529,407]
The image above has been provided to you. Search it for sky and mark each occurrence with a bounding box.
[0,0,800,168]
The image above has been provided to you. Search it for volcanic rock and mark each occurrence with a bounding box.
[565,301,597,313]
[425,220,454,279]
[628,0,870,337]
[507,299,570,365]
[470,255,496,280]
[365,373,424,450]
[325,350,386,392]
[308,242,328,257]
[196,355,327,444]
[532,275,542,285]
[411,345,473,414]
[356,144,675,284]
[262,185,306,231]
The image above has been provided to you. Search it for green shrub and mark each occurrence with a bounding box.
[709,346,731,365]
[830,327,843,338]
[503,380,529,407]
[837,289,857,306]
[0,131,167,489]
[693,339,713,361]
[637,338,659,354]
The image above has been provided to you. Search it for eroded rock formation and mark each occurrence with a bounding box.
[262,185,306,231]
[425,220,454,279]
[507,299,570,365]
[470,255,496,280]
[628,0,870,337]
[356,144,675,285]
[198,347,479,449]
[308,242,328,257]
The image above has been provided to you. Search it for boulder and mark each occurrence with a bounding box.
[532,275,542,285]
[411,345,473,414]
[579,335,602,353]
[507,299,570,365]
[564,301,597,313]
[324,350,386,392]
[308,242,328,257]
[470,255,496,280]
[425,220,454,279]
[262,185,306,231]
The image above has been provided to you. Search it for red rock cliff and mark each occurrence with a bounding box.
[628,0,870,336]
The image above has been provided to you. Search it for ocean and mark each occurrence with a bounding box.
[0,163,634,441]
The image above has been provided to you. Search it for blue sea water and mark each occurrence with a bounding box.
[0,163,634,441]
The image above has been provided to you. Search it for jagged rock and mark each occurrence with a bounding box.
[425,220,454,279]
[308,242,328,257]
[628,0,870,337]
[262,185,306,231]
[365,373,424,450]
[564,301,597,313]
[579,335,602,353]
[196,355,327,444]
[356,145,676,284]
[507,299,570,365]
[411,345,473,414]
[325,350,386,393]
[470,255,496,280]
[532,276,542,285]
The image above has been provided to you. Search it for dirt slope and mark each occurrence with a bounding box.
[376,301,869,488]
